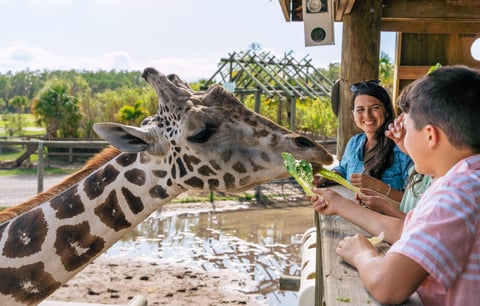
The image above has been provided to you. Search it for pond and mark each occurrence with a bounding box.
[101,204,316,306]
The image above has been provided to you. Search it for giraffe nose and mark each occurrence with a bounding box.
[294,136,315,148]
[142,67,159,81]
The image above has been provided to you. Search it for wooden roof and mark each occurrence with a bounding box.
[279,0,480,33]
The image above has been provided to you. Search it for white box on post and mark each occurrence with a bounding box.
[302,0,335,46]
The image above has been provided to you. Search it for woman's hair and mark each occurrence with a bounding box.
[351,84,396,179]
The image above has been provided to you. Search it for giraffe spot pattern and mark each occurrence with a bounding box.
[55,221,105,272]
[94,190,132,231]
[232,162,247,173]
[124,168,146,186]
[115,153,138,167]
[209,160,221,171]
[149,185,169,199]
[121,187,144,214]
[0,262,61,304]
[50,186,85,219]
[223,173,236,189]
[176,157,187,177]
[84,164,120,200]
[184,177,204,188]
[239,176,252,186]
[207,179,220,189]
[198,165,216,176]
[3,208,47,258]
[152,169,168,178]
[183,154,201,172]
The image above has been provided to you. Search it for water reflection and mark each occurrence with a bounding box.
[102,205,315,305]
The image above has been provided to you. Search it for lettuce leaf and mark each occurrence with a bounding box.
[317,168,360,193]
[281,152,315,196]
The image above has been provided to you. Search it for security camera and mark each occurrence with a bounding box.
[302,0,335,46]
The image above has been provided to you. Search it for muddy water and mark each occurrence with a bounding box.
[102,205,316,305]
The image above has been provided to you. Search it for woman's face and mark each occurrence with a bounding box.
[352,95,386,135]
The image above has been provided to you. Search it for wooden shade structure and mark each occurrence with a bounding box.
[279,0,480,157]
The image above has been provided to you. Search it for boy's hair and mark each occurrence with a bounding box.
[398,65,480,153]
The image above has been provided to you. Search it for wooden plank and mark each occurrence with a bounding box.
[381,19,480,34]
[382,0,480,20]
[319,186,423,305]
[396,65,430,81]
[279,0,291,22]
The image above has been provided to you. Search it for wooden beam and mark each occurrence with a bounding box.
[382,19,480,34]
[382,0,480,20]
[396,65,431,80]
[279,0,291,22]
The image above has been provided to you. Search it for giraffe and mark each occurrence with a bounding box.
[0,67,333,306]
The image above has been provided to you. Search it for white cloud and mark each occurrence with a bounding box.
[0,41,218,81]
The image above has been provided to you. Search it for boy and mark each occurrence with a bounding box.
[311,65,480,305]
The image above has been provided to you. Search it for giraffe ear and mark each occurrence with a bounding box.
[93,123,169,155]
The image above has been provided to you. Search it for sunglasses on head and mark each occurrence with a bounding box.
[349,80,381,92]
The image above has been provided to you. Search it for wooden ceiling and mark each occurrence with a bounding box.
[279,0,480,33]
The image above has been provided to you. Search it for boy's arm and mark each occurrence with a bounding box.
[337,234,429,304]
[311,188,404,243]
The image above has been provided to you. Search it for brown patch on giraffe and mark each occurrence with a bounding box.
[260,152,271,162]
[198,165,216,176]
[184,177,204,188]
[232,162,247,173]
[0,262,61,304]
[3,208,47,258]
[121,187,144,214]
[84,164,120,200]
[94,191,132,231]
[152,169,168,178]
[176,157,188,177]
[183,154,201,172]
[139,152,151,164]
[55,221,105,271]
[115,153,138,167]
[223,173,236,189]
[209,160,221,171]
[124,168,146,186]
[0,146,121,224]
[149,185,169,199]
[50,186,85,219]
[239,176,251,186]
[207,179,220,189]
[221,150,233,163]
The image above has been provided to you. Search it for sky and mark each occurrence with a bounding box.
[0,0,462,82]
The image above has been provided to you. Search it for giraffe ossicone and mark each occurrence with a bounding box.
[0,67,333,306]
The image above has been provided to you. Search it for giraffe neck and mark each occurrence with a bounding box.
[0,152,181,306]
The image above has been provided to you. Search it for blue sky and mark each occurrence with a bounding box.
[1,0,402,81]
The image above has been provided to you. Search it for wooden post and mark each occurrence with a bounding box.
[37,141,44,193]
[337,0,382,158]
[290,96,297,131]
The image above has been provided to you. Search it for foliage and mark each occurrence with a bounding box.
[281,152,315,196]
[116,100,148,125]
[31,78,81,139]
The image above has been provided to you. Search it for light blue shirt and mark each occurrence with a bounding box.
[334,133,413,191]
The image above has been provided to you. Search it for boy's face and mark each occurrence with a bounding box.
[403,113,430,175]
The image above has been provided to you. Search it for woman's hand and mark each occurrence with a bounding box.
[349,173,383,190]
[385,113,408,154]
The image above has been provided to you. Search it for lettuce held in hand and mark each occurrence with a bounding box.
[282,152,360,195]
[281,152,315,196]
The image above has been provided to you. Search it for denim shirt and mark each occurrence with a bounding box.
[334,133,413,191]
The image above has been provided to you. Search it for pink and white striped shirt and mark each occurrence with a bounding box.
[388,154,480,306]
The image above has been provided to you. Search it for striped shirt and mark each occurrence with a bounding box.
[388,154,480,306]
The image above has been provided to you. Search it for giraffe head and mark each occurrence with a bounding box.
[94,67,333,193]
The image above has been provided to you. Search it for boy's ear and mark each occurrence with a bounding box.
[424,124,441,149]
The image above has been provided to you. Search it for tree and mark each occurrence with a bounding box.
[116,100,148,125]
[31,78,81,139]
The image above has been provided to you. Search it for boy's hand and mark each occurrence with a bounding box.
[336,234,379,267]
[385,113,408,154]
[310,187,346,215]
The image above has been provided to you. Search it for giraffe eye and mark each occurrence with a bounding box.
[187,123,218,143]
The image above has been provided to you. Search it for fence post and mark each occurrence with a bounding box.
[37,141,44,193]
